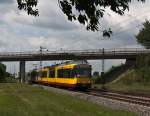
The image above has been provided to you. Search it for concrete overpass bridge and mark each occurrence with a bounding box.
[1,48,150,82]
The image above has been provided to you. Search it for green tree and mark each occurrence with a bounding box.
[135,20,150,83]
[93,71,99,77]
[17,0,145,37]
[136,20,150,48]
[0,63,6,82]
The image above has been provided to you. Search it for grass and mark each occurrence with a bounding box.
[107,82,150,95]
[0,83,135,116]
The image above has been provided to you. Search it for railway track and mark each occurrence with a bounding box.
[86,89,150,107]
[34,84,150,107]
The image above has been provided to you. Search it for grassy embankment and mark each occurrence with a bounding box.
[105,55,150,96]
[106,69,150,95]
[92,64,130,88]
[0,83,135,116]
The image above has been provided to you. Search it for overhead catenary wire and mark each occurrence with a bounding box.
[107,8,150,31]
[99,16,150,39]
[98,8,150,38]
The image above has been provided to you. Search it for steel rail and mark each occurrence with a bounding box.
[86,90,150,107]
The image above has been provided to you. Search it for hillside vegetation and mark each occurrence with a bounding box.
[106,55,150,95]
[92,63,132,86]
[103,64,132,83]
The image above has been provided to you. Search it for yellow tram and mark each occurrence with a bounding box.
[31,60,92,89]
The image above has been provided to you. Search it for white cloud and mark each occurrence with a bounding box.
[2,0,78,31]
[0,0,150,73]
[27,37,45,47]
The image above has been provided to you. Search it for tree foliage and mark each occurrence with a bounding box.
[136,20,150,48]
[93,71,99,77]
[17,0,145,37]
[0,63,7,82]
[17,0,39,16]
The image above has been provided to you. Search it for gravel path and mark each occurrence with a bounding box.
[33,84,150,116]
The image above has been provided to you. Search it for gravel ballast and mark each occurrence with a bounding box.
[34,85,150,116]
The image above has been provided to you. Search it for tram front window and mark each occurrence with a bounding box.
[75,68,91,77]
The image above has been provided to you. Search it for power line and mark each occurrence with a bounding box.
[108,8,150,30]
[112,14,150,35]
[97,9,150,39]
[110,12,150,37]
[113,24,143,37]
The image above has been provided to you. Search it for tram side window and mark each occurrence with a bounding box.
[38,72,42,77]
[57,69,63,78]
[57,69,74,78]
[49,70,55,78]
[74,68,91,77]
[64,69,73,78]
[41,71,47,78]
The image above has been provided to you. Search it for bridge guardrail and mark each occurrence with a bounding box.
[0,48,150,58]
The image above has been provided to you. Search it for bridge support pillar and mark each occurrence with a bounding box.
[19,61,26,83]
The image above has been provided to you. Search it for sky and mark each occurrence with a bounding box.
[0,0,150,74]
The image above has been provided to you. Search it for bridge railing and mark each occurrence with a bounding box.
[0,48,150,57]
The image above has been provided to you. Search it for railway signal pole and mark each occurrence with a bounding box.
[101,48,105,89]
[39,46,48,70]
[39,46,48,78]
[32,63,38,81]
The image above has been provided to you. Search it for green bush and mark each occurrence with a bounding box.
[0,63,6,82]
[0,63,14,83]
[92,76,102,84]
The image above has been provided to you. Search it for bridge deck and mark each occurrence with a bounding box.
[0,48,150,61]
